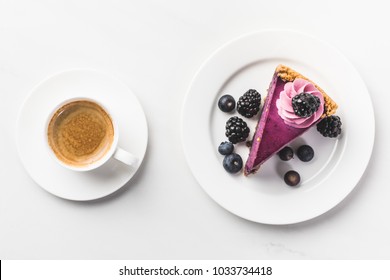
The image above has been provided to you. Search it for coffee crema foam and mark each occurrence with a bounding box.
[47,100,114,167]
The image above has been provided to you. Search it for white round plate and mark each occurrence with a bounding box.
[17,69,148,201]
[181,30,375,224]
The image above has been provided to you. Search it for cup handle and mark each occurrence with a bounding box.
[113,147,138,167]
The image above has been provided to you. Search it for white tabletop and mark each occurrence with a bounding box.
[1,0,389,259]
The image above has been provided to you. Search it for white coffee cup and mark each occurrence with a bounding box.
[45,97,137,171]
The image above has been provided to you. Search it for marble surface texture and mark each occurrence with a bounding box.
[1,0,389,259]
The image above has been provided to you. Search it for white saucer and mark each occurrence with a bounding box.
[16,69,148,201]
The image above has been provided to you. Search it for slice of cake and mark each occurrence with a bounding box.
[244,65,338,175]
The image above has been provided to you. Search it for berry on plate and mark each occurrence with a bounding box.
[225,116,250,144]
[278,146,294,161]
[218,141,234,155]
[284,170,301,186]
[223,153,243,174]
[237,89,261,118]
[317,115,342,138]
[218,94,236,113]
[297,145,314,162]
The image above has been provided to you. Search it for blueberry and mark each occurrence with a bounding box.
[218,141,234,155]
[278,146,294,161]
[284,170,301,186]
[223,153,243,174]
[297,145,314,162]
[218,94,236,112]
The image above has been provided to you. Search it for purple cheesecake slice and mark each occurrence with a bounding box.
[244,65,338,175]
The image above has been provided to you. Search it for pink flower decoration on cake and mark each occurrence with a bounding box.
[276,78,324,128]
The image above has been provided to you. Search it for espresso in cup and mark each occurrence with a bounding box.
[47,100,115,167]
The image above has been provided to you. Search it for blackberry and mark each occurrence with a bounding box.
[317,115,342,138]
[225,116,250,144]
[292,92,321,118]
[237,89,261,118]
